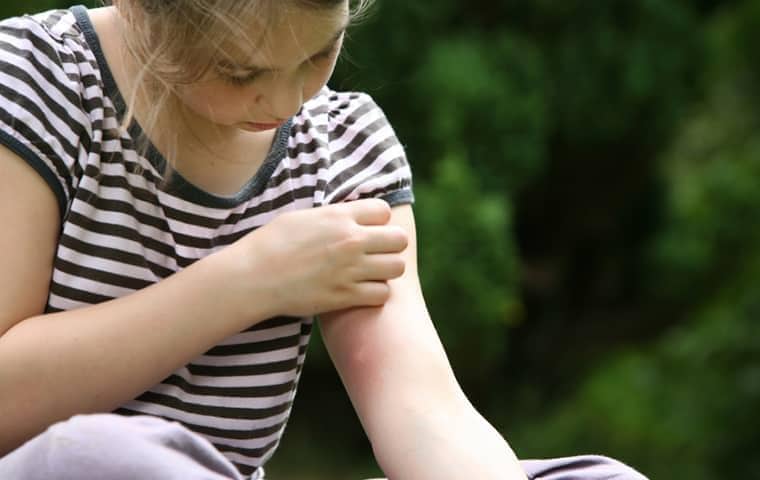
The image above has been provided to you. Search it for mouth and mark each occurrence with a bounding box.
[241,121,282,132]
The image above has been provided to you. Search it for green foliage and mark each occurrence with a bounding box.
[415,153,521,373]
[649,100,760,299]
[413,32,548,194]
[7,1,760,479]
[648,2,760,302]
[0,1,59,15]
[513,0,703,148]
[514,276,760,479]
[514,4,760,479]
[0,0,95,17]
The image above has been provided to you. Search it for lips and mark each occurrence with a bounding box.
[243,121,282,131]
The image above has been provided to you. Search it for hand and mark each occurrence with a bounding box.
[222,199,409,318]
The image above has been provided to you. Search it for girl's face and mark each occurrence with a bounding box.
[175,2,350,134]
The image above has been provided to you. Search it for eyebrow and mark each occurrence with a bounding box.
[218,25,348,74]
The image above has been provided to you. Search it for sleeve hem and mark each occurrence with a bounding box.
[0,129,68,219]
[380,188,415,207]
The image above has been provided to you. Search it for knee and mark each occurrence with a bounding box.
[43,414,189,479]
[53,414,239,479]
[521,454,648,480]
[2,414,236,480]
[48,413,173,450]
[49,413,214,456]
[0,414,146,480]
[578,455,649,480]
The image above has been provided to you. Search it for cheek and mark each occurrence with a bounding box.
[176,86,212,116]
[178,83,244,113]
[304,60,339,100]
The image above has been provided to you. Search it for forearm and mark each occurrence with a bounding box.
[0,249,271,455]
[370,394,526,480]
[321,206,525,479]
[323,303,526,480]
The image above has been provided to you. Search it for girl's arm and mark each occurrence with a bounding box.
[320,204,528,480]
[0,146,406,455]
[0,145,276,454]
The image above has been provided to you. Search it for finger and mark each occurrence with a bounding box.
[355,254,406,281]
[362,225,409,254]
[353,281,392,307]
[344,198,392,226]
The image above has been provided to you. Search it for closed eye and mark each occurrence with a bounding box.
[220,69,266,86]
[217,38,343,87]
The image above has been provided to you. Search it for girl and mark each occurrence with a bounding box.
[0,1,647,479]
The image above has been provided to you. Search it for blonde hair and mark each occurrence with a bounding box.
[108,0,373,173]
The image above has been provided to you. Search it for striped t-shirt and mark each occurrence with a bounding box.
[0,6,413,477]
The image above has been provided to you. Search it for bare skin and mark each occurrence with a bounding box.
[0,143,407,454]
[0,3,527,478]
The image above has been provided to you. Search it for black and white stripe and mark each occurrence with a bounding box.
[0,6,412,477]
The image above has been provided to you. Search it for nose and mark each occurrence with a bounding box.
[256,73,304,121]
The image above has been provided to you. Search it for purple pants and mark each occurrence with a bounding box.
[0,414,648,479]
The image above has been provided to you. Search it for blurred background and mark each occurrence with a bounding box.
[9,0,760,478]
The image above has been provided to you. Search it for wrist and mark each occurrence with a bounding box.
[204,244,280,327]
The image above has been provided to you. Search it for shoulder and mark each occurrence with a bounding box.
[298,87,394,138]
[297,86,406,160]
[0,9,98,215]
[0,9,84,60]
[0,9,95,120]
[0,8,95,92]
[297,87,413,205]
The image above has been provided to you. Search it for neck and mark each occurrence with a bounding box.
[90,5,276,178]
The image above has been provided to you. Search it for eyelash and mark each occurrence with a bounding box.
[221,47,339,87]
[223,70,264,86]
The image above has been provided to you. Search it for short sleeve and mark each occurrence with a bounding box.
[0,15,86,218]
[322,91,414,207]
